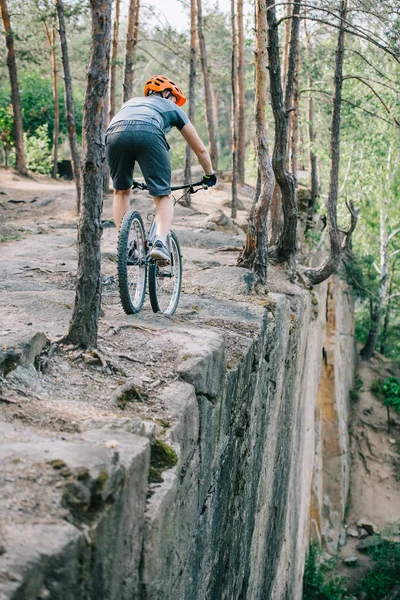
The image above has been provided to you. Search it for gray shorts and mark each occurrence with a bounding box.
[106,122,171,196]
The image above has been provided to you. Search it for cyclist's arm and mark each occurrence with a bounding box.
[180,123,213,175]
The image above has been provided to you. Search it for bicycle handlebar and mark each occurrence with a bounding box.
[132,180,207,193]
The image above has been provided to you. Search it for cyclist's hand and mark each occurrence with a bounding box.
[202,173,217,188]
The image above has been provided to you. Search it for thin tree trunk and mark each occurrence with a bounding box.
[269,181,282,245]
[196,0,218,170]
[231,0,239,219]
[56,0,82,212]
[237,0,275,287]
[103,85,111,193]
[44,23,59,179]
[304,26,319,233]
[0,0,27,175]
[63,0,112,349]
[281,1,292,93]
[266,0,301,276]
[184,0,197,197]
[303,0,358,286]
[290,48,300,186]
[109,0,120,121]
[123,0,140,102]
[237,0,245,184]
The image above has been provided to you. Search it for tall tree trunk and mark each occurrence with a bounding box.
[184,0,197,198]
[0,0,27,175]
[56,0,82,212]
[44,23,59,179]
[237,0,245,184]
[269,181,282,245]
[231,0,239,219]
[281,1,292,93]
[290,49,300,185]
[304,27,319,233]
[303,0,358,286]
[237,0,275,287]
[63,0,112,349]
[109,0,120,121]
[103,84,111,194]
[266,0,301,276]
[123,0,140,102]
[196,0,218,170]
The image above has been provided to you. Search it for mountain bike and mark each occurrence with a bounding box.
[117,180,206,316]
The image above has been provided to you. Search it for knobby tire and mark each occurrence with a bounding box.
[148,231,182,316]
[118,210,147,314]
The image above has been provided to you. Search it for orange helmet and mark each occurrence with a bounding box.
[144,75,186,107]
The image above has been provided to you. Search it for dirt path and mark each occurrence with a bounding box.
[0,167,265,432]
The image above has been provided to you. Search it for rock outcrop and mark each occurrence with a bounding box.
[0,274,355,599]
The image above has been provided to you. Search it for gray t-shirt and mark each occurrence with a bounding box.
[107,96,189,135]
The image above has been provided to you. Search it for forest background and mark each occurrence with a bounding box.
[0,0,399,363]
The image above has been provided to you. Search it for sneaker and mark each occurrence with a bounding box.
[149,239,170,264]
[127,241,138,265]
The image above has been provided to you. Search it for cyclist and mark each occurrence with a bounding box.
[106,75,217,263]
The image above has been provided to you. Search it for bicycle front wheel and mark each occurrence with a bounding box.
[148,231,182,316]
[118,210,147,314]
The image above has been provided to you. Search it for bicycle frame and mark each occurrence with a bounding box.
[132,179,207,265]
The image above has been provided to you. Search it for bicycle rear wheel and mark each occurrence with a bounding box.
[148,231,182,316]
[118,210,147,314]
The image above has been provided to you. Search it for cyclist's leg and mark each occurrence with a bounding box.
[113,189,131,230]
[106,130,136,229]
[136,131,172,241]
[152,195,173,239]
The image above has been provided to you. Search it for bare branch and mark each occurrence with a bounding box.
[343,75,400,127]
[388,227,400,242]
[346,49,399,87]
[299,88,395,127]
[389,249,400,258]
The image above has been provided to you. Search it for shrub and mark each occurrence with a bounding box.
[356,539,400,599]
[382,377,400,416]
[23,124,52,174]
[303,544,348,600]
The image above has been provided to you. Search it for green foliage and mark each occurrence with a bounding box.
[382,377,400,415]
[23,123,52,174]
[356,539,400,599]
[302,544,348,600]
[370,378,384,400]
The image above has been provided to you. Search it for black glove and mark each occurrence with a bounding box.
[202,173,217,187]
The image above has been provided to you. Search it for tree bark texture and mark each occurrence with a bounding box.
[281,1,292,93]
[103,83,111,193]
[237,0,246,184]
[123,0,140,102]
[290,49,300,185]
[56,0,82,212]
[303,0,354,286]
[0,0,27,175]
[109,0,120,121]
[44,23,59,179]
[266,0,300,275]
[196,0,218,170]
[184,0,197,196]
[238,0,274,286]
[231,0,239,219]
[64,0,112,349]
[304,28,319,233]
